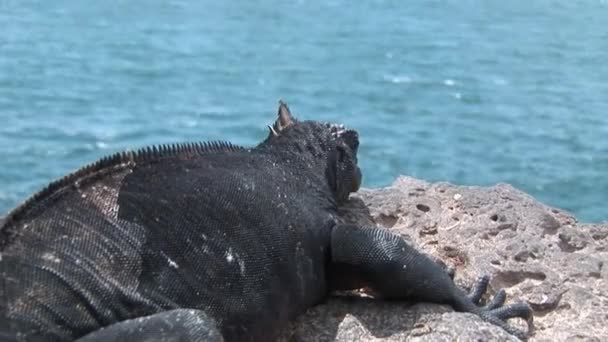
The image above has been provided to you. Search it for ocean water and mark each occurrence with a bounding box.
[1,1,607,222]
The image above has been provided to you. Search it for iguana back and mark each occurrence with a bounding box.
[0,104,355,341]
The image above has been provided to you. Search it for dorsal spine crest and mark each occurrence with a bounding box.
[0,141,243,247]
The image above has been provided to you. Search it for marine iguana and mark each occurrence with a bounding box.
[0,102,532,341]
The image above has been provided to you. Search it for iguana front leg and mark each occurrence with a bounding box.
[329,224,533,340]
[75,309,223,342]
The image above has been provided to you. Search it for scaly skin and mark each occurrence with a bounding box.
[0,102,532,341]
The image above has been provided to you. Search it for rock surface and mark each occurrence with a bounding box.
[291,176,608,341]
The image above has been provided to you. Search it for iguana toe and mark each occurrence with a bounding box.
[486,289,506,309]
[468,275,490,304]
[487,302,533,321]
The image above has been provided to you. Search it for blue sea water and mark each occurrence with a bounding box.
[1,1,607,222]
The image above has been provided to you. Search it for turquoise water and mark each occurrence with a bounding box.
[1,1,607,222]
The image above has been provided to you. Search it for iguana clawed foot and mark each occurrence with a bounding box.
[465,275,533,340]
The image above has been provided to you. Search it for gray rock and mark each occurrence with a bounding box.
[291,176,608,341]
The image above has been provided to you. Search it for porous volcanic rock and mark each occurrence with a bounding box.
[291,176,607,341]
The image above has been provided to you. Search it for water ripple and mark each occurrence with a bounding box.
[1,0,607,222]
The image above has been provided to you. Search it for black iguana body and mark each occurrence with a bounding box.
[0,103,532,341]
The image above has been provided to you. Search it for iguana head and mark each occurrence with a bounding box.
[261,101,362,203]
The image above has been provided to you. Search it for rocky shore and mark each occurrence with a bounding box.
[292,176,607,341]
